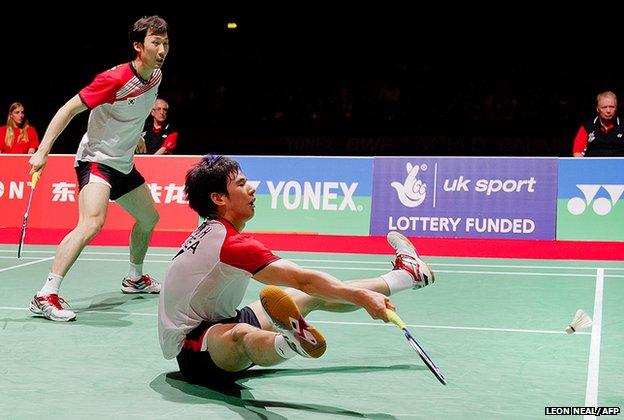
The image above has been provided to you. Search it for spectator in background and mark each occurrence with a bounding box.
[137,98,178,154]
[0,102,40,154]
[572,91,624,157]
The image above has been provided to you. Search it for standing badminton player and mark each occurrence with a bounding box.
[158,155,436,383]
[27,16,169,321]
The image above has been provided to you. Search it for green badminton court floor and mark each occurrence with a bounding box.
[0,245,622,419]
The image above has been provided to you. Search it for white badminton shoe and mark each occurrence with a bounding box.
[260,286,326,358]
[29,294,76,322]
[121,274,161,294]
[387,231,435,289]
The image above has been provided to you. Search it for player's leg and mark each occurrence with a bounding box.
[386,231,435,285]
[116,182,159,266]
[243,286,328,361]
[288,231,435,315]
[250,262,431,320]
[30,182,111,321]
[243,253,431,360]
[205,323,287,371]
[245,273,418,358]
[176,309,299,381]
[116,182,160,293]
[50,183,111,276]
[247,231,434,340]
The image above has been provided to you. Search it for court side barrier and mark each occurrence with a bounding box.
[1,154,623,259]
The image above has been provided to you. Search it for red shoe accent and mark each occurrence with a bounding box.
[34,294,70,310]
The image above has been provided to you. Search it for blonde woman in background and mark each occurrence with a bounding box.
[0,102,40,154]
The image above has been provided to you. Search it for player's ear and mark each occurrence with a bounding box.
[210,192,226,207]
[133,41,143,55]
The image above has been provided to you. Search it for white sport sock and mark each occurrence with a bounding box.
[38,273,64,296]
[274,334,297,359]
[127,262,143,279]
[381,270,414,294]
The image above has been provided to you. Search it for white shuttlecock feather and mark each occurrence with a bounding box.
[565,309,592,334]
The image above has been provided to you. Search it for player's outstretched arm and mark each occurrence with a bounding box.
[254,259,394,321]
[29,95,87,174]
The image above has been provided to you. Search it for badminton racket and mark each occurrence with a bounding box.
[17,171,41,258]
[386,309,447,385]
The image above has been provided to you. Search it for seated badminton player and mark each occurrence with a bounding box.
[158,155,436,383]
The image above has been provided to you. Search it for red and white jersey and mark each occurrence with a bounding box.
[158,218,280,359]
[76,63,161,174]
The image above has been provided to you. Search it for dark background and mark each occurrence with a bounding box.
[1,6,621,157]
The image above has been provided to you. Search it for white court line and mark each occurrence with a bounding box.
[291,258,624,271]
[0,307,156,317]
[77,257,173,263]
[0,256,40,259]
[0,257,53,273]
[430,262,624,271]
[433,270,596,277]
[0,256,610,278]
[312,320,590,335]
[0,305,587,335]
[2,250,623,271]
[298,267,607,278]
[3,255,624,278]
[584,268,604,415]
[0,249,175,257]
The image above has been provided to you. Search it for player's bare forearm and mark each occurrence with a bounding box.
[256,259,350,300]
[30,96,87,174]
[296,272,394,321]
[255,259,393,320]
[37,95,87,156]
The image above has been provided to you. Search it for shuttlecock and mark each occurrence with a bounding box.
[565,309,592,334]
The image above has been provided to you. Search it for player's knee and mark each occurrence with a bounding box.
[230,323,255,342]
[151,211,160,228]
[229,323,257,353]
[82,217,105,239]
[138,211,159,231]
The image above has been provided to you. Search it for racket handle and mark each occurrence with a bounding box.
[386,309,406,329]
[31,171,41,189]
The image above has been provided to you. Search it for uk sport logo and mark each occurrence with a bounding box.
[567,184,624,216]
[391,162,427,208]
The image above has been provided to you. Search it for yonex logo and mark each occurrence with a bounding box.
[266,180,360,211]
[567,184,624,216]
[391,162,427,208]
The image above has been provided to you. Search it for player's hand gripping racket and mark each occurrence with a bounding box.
[386,309,447,385]
[17,171,41,258]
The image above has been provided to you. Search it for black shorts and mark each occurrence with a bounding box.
[176,306,261,383]
[75,161,145,200]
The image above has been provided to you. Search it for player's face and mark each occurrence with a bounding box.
[138,30,169,70]
[224,171,256,224]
